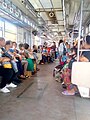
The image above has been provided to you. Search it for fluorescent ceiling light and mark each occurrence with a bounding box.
[30,23,32,27]
[20,15,23,21]
[15,11,19,17]
[32,24,35,28]
[24,18,27,23]
[10,7,13,14]
[0,12,4,16]
[2,2,7,9]
[28,21,30,25]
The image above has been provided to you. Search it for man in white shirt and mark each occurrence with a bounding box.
[58,40,67,56]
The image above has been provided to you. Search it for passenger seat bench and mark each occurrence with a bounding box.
[71,62,90,98]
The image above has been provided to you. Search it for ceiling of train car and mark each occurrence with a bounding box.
[28,0,65,40]
[65,0,90,31]
[2,0,90,40]
[64,0,81,31]
[28,0,82,40]
[82,0,90,26]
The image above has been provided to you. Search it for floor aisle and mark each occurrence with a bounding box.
[0,63,90,120]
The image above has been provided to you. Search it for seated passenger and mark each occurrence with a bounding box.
[19,43,34,73]
[42,46,48,64]
[12,42,26,79]
[61,47,77,95]
[62,35,90,95]
[0,37,18,93]
[4,40,18,73]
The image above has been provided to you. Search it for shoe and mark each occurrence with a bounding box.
[41,63,44,65]
[36,68,40,71]
[62,84,67,89]
[62,91,75,96]
[55,79,60,82]
[18,75,26,79]
[61,82,64,85]
[32,71,35,75]
[55,68,60,72]
[6,83,17,88]
[0,87,10,93]
[25,75,29,78]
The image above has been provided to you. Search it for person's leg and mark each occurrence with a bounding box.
[47,56,50,63]
[22,60,28,76]
[45,56,48,63]
[55,51,57,59]
[53,51,55,60]
[0,67,15,93]
[55,72,60,82]
[43,55,47,63]
[23,61,28,76]
[62,83,77,96]
[17,61,26,79]
[17,61,24,75]
[11,70,22,84]
[42,55,45,64]
[0,66,6,89]
[0,67,13,88]
[11,61,18,73]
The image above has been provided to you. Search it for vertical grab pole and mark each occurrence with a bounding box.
[30,28,33,49]
[63,0,66,31]
[71,30,74,48]
[77,0,83,61]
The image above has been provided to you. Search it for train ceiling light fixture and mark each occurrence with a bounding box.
[2,2,7,9]
[15,11,19,17]
[10,7,13,14]
[49,11,54,18]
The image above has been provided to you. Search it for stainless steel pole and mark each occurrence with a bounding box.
[77,0,83,61]
[30,28,33,49]
[63,0,66,31]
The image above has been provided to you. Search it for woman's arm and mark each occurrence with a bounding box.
[79,55,89,62]
[0,57,10,62]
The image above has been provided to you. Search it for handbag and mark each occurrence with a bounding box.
[37,53,42,60]
[2,62,12,68]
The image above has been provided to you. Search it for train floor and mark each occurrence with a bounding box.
[0,61,90,120]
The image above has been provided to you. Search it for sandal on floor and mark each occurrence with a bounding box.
[55,79,60,82]
[25,75,29,78]
[62,91,75,96]
[18,75,26,79]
